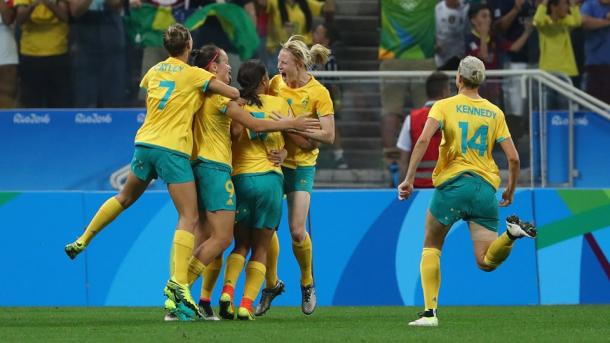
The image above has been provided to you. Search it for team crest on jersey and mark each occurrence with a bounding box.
[301,96,310,108]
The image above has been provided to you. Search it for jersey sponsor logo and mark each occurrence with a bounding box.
[74,113,113,124]
[455,104,497,119]
[13,113,51,124]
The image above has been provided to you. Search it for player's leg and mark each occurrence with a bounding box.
[237,228,273,320]
[287,190,317,314]
[219,223,249,320]
[65,170,149,259]
[255,230,284,316]
[191,217,221,321]
[164,180,202,319]
[409,211,450,327]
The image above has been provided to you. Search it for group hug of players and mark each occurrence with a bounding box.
[64,23,538,326]
[64,23,334,321]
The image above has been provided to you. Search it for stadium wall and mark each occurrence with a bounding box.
[1,189,608,307]
[1,109,609,190]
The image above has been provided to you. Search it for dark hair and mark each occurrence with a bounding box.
[163,24,191,57]
[237,60,267,108]
[279,0,313,33]
[191,44,221,71]
[547,0,562,14]
[468,4,490,20]
[425,72,450,99]
[317,21,340,46]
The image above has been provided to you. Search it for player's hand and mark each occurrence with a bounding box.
[267,149,287,167]
[499,189,514,207]
[235,97,247,106]
[397,179,414,201]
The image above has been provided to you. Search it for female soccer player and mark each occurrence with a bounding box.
[255,35,335,316]
[64,24,240,320]
[397,56,536,327]
[217,60,315,320]
[171,45,319,320]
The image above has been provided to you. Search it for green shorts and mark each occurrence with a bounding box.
[131,145,194,184]
[234,172,284,229]
[282,166,315,194]
[429,172,499,232]
[193,159,236,212]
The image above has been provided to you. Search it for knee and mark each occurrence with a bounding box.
[250,246,267,262]
[290,228,306,242]
[218,235,233,251]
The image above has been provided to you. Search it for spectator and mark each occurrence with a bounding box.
[466,4,533,104]
[533,0,582,78]
[263,0,334,73]
[0,0,18,108]
[489,0,537,117]
[435,0,469,71]
[379,0,436,185]
[311,21,347,169]
[396,72,450,186]
[15,0,70,108]
[189,0,256,86]
[580,0,610,104]
[70,0,127,107]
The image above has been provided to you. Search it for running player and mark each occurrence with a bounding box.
[397,56,536,327]
[64,24,240,321]
[256,35,335,316]
[168,46,319,320]
[218,60,313,321]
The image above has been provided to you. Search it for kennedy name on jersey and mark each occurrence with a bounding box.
[456,105,497,119]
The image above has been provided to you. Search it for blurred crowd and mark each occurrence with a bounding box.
[0,0,336,108]
[380,0,610,169]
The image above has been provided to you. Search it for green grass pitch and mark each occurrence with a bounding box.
[1,306,609,342]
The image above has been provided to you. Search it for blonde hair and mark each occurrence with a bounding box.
[281,35,331,68]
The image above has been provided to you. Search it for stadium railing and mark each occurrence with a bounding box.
[311,69,610,188]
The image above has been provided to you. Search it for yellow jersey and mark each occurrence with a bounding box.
[136,57,214,156]
[428,94,511,190]
[269,74,334,168]
[232,95,289,176]
[192,94,233,169]
[266,0,323,53]
[14,0,68,56]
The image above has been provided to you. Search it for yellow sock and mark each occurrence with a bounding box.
[187,256,206,286]
[243,261,266,304]
[484,232,515,269]
[420,247,441,310]
[78,197,124,245]
[223,253,246,290]
[172,230,195,284]
[265,232,280,288]
[169,245,175,277]
[292,232,313,287]
[200,255,223,300]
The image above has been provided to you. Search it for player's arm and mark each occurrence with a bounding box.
[296,114,335,145]
[208,79,240,100]
[230,121,244,141]
[398,117,440,200]
[225,101,319,132]
[284,132,319,151]
[499,138,520,207]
